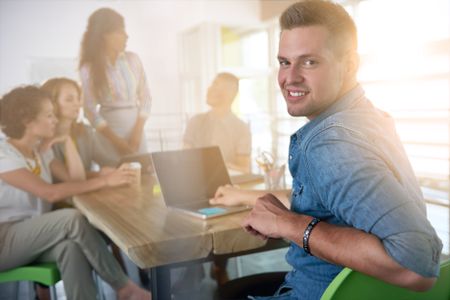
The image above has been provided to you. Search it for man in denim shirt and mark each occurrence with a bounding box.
[212,1,442,299]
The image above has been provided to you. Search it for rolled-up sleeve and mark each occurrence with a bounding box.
[79,65,107,128]
[130,53,151,117]
[305,126,442,277]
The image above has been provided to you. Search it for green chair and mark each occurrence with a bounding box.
[321,260,450,300]
[0,262,61,300]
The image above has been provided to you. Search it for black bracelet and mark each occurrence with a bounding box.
[303,217,321,255]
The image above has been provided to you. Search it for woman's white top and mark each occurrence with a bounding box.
[0,140,53,223]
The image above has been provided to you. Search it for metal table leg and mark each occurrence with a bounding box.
[151,265,171,300]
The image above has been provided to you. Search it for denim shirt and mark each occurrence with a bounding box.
[283,85,442,300]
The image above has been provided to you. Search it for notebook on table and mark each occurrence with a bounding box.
[151,146,250,219]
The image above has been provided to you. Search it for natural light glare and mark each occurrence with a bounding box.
[352,0,450,254]
[355,0,450,186]
[357,0,449,54]
[357,0,449,80]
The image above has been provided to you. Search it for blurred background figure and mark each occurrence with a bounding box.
[0,85,151,300]
[184,72,251,174]
[181,72,251,288]
[42,76,152,288]
[42,77,116,172]
[79,7,152,166]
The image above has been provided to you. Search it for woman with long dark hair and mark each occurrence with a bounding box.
[79,8,151,165]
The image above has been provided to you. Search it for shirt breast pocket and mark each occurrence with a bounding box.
[290,184,304,212]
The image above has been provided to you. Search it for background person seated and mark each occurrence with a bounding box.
[41,77,116,176]
[180,73,252,288]
[184,72,251,173]
[0,85,151,300]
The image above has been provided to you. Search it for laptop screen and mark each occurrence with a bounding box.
[152,146,231,207]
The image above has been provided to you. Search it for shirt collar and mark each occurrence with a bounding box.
[107,51,126,67]
[207,110,234,121]
[293,84,365,142]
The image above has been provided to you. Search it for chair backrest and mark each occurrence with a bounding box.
[321,260,450,300]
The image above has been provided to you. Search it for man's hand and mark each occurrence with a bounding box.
[210,184,244,206]
[241,193,293,240]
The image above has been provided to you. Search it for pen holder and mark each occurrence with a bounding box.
[264,164,286,190]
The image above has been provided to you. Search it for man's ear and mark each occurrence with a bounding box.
[345,50,360,77]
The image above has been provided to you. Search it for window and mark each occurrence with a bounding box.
[350,0,450,255]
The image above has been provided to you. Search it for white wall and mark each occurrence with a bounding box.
[0,0,261,116]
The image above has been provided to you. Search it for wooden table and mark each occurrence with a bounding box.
[73,174,288,299]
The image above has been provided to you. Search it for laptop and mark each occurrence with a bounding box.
[118,153,153,174]
[151,146,251,219]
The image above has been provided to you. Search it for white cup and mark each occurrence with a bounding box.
[128,162,142,188]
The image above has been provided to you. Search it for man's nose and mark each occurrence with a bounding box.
[286,64,305,84]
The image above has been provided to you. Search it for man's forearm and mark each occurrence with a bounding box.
[280,213,436,291]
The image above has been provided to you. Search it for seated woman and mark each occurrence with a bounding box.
[0,86,151,300]
[41,77,150,287]
[41,77,116,174]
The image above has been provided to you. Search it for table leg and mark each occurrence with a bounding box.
[151,265,171,300]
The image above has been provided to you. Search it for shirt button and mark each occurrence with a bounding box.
[289,155,293,160]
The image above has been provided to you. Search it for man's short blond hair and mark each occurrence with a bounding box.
[280,0,357,58]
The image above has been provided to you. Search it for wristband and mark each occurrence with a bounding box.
[302,217,321,255]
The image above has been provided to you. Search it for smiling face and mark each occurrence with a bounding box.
[56,83,82,121]
[26,99,57,139]
[277,25,355,120]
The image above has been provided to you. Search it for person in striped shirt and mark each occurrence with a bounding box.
[79,7,152,166]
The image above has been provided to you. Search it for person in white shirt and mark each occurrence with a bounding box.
[0,85,151,300]
[184,72,251,173]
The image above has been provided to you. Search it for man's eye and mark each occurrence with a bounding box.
[303,59,317,67]
[278,60,289,67]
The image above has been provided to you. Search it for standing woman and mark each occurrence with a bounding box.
[0,86,151,300]
[79,7,151,165]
